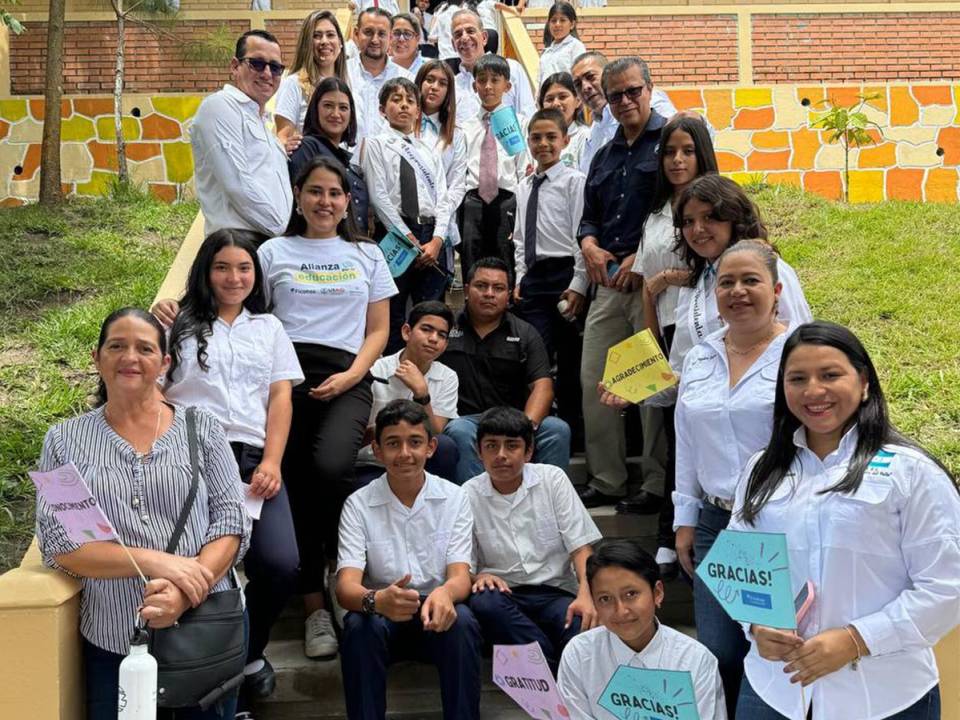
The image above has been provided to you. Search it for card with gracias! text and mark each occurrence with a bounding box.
[598,666,700,720]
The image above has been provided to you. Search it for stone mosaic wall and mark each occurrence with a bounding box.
[2,83,959,205]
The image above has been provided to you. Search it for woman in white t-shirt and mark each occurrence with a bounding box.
[258,156,397,661]
[537,72,588,169]
[274,10,349,145]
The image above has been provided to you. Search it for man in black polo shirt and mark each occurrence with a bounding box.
[577,56,667,512]
[441,257,571,485]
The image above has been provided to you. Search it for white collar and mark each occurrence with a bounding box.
[222,83,267,118]
[475,463,542,497]
[610,620,665,665]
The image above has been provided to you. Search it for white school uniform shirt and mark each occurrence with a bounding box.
[672,325,791,529]
[421,113,468,245]
[633,201,684,330]
[164,310,304,448]
[512,161,589,296]
[476,0,499,30]
[464,463,601,594]
[337,472,474,593]
[347,55,413,144]
[190,84,292,238]
[728,429,960,720]
[579,89,677,173]
[538,34,587,89]
[356,0,400,15]
[428,3,459,60]
[454,58,538,126]
[560,121,589,170]
[558,623,727,720]
[362,125,452,238]
[258,235,397,354]
[462,104,531,196]
[369,351,460,425]
[273,73,310,131]
[669,256,812,373]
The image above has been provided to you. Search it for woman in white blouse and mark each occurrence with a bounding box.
[673,240,805,717]
[729,321,960,719]
[537,2,587,90]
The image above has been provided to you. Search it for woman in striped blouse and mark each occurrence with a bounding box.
[34,307,251,720]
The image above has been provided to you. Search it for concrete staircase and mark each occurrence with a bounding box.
[251,457,694,719]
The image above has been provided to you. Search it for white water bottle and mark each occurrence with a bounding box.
[118,628,157,719]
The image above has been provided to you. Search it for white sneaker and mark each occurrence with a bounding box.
[304,608,338,660]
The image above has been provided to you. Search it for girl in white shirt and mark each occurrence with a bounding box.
[730,321,960,719]
[163,229,304,706]
[259,156,397,661]
[538,3,587,90]
[558,538,727,720]
[674,240,803,718]
[537,72,589,170]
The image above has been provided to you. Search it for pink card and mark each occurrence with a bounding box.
[493,642,570,719]
[30,462,118,544]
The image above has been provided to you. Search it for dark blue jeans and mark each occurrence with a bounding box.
[469,584,580,674]
[84,638,238,719]
[693,502,750,719]
[737,676,941,719]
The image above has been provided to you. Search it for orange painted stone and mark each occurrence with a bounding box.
[752,130,789,150]
[796,87,825,108]
[912,85,952,106]
[62,183,73,196]
[88,141,119,171]
[747,149,791,171]
[716,151,744,172]
[790,128,820,169]
[858,143,897,169]
[18,144,42,180]
[936,127,960,166]
[126,142,163,162]
[803,171,843,201]
[0,119,8,141]
[666,90,703,111]
[29,99,72,121]
[766,172,801,187]
[74,98,116,117]
[863,87,887,113]
[0,198,25,208]
[925,168,958,203]
[141,113,183,141]
[889,87,919,126]
[149,183,178,203]
[703,89,735,131]
[733,107,774,131]
[825,87,861,109]
[886,168,923,201]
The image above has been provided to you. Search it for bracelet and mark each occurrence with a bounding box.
[843,625,862,671]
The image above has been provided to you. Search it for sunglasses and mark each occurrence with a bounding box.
[606,85,646,106]
[239,57,285,77]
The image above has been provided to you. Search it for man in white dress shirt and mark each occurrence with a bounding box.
[190,30,292,241]
[349,7,414,144]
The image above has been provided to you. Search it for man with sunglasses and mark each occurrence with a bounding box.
[575,56,668,517]
[190,30,292,242]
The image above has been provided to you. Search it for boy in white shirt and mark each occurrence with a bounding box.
[464,407,602,672]
[459,53,531,281]
[363,77,453,354]
[336,399,482,720]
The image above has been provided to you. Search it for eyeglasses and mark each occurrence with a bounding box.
[392,30,417,41]
[606,85,646,106]
[239,57,285,77]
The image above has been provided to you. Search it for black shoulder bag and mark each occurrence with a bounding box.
[148,407,247,710]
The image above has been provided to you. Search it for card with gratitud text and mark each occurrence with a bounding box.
[492,642,570,719]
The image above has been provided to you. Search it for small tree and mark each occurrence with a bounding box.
[39,0,66,205]
[811,94,883,202]
[1,0,24,35]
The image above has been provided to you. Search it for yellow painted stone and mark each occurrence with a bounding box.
[60,142,94,183]
[751,130,790,150]
[725,171,762,187]
[925,168,958,203]
[713,129,753,156]
[771,86,807,128]
[162,142,195,184]
[921,105,955,126]
[0,99,28,123]
[152,96,203,122]
[884,126,937,144]
[814,142,845,170]
[60,115,97,142]
[898,142,940,168]
[75,170,115,196]
[766,171,801,187]
[734,88,772,109]
[863,87,888,113]
[8,119,43,143]
[96,116,141,141]
[847,170,884,203]
[129,156,167,185]
[954,85,960,124]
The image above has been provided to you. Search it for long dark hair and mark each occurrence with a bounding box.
[286,155,366,242]
[673,174,768,286]
[167,229,267,383]
[739,321,956,524]
[537,71,586,126]
[543,1,579,47]
[416,60,457,148]
[95,307,167,406]
[651,114,718,213]
[303,76,358,147]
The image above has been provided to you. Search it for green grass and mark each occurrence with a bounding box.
[0,185,197,572]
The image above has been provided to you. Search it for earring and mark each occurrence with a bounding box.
[295,205,303,215]
[862,386,869,403]
[343,211,349,220]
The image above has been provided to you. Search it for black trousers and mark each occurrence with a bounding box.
[284,344,372,593]
[657,323,677,551]
[458,189,517,281]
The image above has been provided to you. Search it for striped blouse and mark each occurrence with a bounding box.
[35,404,251,655]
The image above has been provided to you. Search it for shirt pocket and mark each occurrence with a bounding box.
[535,516,564,551]
[474,528,502,567]
[423,530,452,576]
[826,479,900,556]
[366,539,396,576]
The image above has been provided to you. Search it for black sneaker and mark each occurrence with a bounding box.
[242,658,276,700]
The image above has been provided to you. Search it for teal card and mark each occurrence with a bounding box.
[490,106,526,157]
[598,666,700,720]
[695,529,796,629]
[378,226,419,278]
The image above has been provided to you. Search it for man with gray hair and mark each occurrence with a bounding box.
[576,56,667,514]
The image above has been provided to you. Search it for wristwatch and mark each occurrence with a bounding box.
[362,589,378,615]
[412,392,431,406]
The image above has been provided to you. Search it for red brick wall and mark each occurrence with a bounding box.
[524,14,740,85]
[11,20,246,94]
[753,13,960,82]
[264,19,308,63]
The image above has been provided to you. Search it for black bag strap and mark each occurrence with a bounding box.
[165,406,201,555]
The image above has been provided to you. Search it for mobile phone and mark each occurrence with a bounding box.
[794,581,815,626]
[606,260,621,279]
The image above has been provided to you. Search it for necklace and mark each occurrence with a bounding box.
[105,404,164,455]
[725,327,776,356]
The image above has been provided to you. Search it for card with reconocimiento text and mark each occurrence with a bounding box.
[492,642,570,719]
[598,666,700,720]
[30,462,118,545]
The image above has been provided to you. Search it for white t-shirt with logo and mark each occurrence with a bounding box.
[258,235,397,354]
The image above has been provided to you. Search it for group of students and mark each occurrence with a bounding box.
[30,3,960,720]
